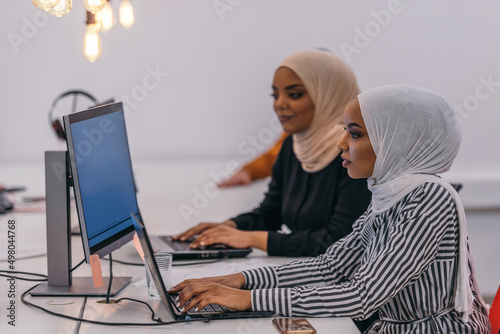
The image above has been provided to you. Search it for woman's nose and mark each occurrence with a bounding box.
[337,132,348,151]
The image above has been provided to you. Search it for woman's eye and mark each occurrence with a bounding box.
[350,132,360,139]
[270,93,278,100]
[289,92,303,99]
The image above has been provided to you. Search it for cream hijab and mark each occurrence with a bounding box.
[278,50,359,173]
[358,84,480,321]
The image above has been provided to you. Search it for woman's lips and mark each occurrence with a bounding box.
[278,115,295,123]
[341,155,351,167]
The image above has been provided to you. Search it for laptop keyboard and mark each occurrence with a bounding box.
[159,236,230,251]
[169,294,233,314]
[159,236,192,251]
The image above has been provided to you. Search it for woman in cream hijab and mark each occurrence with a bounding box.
[174,49,371,259]
[172,84,490,333]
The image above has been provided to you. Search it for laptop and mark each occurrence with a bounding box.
[148,228,252,261]
[130,212,275,320]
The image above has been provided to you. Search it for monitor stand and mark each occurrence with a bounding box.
[30,151,131,297]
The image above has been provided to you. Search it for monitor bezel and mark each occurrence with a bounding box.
[63,102,135,263]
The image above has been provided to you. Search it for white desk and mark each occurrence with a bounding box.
[0,160,359,333]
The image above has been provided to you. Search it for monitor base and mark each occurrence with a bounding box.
[30,276,132,297]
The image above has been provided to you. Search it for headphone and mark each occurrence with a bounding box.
[48,90,98,140]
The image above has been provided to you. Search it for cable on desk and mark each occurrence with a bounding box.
[21,284,211,327]
[102,256,144,267]
[74,297,87,334]
[105,253,113,304]
[0,270,48,281]
[0,256,85,281]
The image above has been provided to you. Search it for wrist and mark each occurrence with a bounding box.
[222,220,237,228]
[234,273,246,289]
[242,289,252,310]
[249,231,268,251]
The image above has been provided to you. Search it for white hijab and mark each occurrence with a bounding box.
[358,84,476,321]
[278,50,359,173]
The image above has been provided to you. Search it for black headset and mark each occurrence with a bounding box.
[48,90,98,140]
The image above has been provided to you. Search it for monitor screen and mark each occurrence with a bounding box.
[63,102,139,262]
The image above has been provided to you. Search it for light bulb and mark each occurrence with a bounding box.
[48,0,72,17]
[99,1,115,32]
[119,0,134,29]
[33,0,60,11]
[82,0,106,14]
[83,12,102,62]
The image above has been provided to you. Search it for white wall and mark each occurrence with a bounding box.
[1,1,500,199]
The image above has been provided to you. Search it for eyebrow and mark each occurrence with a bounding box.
[272,84,305,90]
[347,122,364,129]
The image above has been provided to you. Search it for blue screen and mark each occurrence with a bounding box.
[70,109,138,249]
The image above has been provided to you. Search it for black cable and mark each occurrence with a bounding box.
[0,258,84,281]
[0,270,48,281]
[70,259,85,272]
[106,253,113,304]
[74,297,87,334]
[102,257,144,267]
[0,273,47,282]
[114,297,162,323]
[21,284,210,327]
[0,270,47,278]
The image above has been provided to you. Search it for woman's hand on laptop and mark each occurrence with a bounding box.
[172,220,237,242]
[170,274,251,312]
[189,226,268,251]
[171,273,246,291]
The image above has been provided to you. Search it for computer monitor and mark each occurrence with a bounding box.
[30,102,136,297]
[63,102,138,262]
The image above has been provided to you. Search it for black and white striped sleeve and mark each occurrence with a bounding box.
[242,213,367,290]
[245,185,454,318]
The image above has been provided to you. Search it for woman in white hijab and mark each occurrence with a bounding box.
[172,84,490,333]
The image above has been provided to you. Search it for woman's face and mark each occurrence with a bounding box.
[337,98,377,179]
[272,67,315,134]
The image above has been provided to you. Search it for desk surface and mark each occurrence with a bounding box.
[0,160,359,333]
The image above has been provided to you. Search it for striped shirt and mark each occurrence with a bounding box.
[242,182,490,333]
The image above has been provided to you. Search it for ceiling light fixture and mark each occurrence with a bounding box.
[119,0,134,29]
[82,11,102,63]
[98,0,115,32]
[82,0,107,14]
[32,0,60,11]
[48,0,72,17]
[32,0,134,62]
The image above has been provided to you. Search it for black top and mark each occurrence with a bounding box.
[232,136,372,257]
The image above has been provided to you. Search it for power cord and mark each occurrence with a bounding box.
[0,258,86,281]
[0,270,47,281]
[21,284,210,326]
[71,259,85,272]
[105,253,113,304]
[13,252,225,326]
[21,254,210,326]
